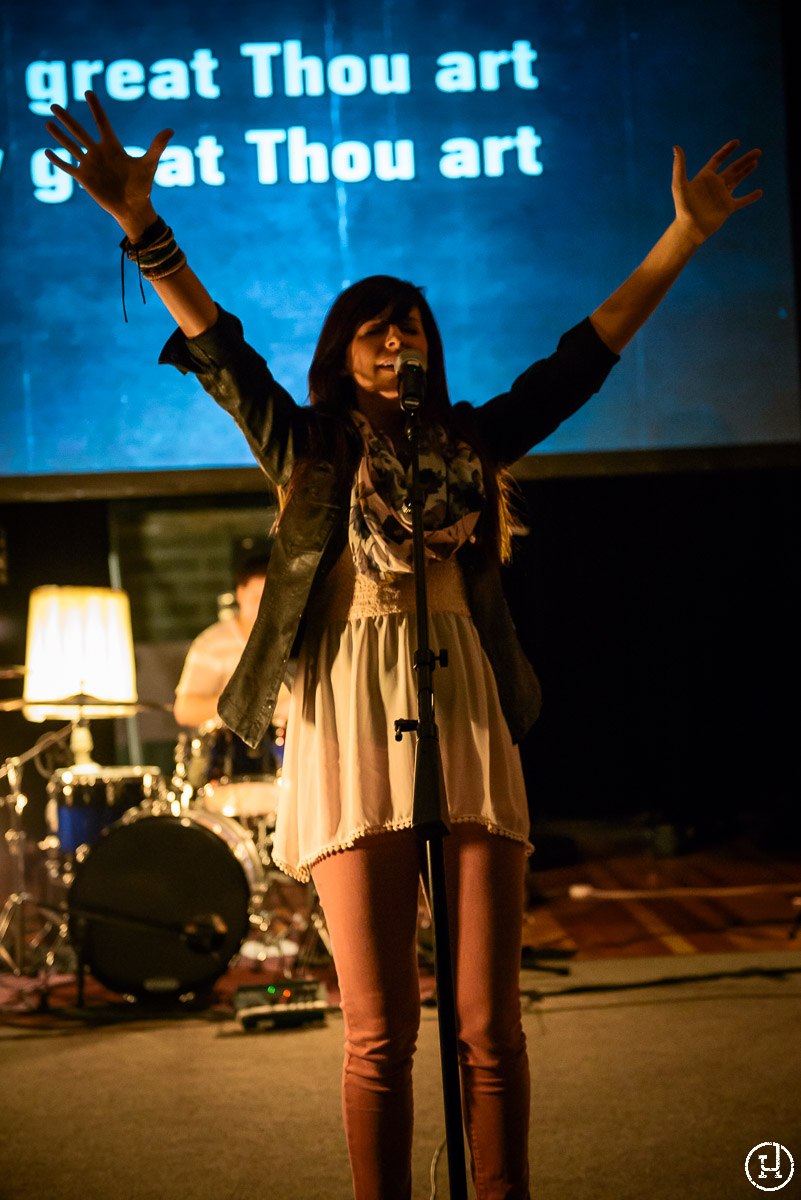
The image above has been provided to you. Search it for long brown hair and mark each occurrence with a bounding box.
[280,275,518,563]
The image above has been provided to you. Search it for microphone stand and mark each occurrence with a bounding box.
[393,363,468,1200]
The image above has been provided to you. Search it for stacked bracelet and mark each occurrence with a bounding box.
[119,216,187,321]
[122,218,187,280]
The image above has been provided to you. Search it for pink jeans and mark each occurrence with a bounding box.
[312,823,531,1200]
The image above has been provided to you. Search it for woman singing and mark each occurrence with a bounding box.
[45,91,760,1200]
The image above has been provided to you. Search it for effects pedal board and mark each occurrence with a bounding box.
[233,978,329,1030]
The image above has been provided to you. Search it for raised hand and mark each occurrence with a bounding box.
[45,90,173,239]
[591,140,763,353]
[672,141,762,244]
[44,89,216,334]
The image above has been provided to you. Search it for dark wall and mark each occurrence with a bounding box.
[508,466,800,840]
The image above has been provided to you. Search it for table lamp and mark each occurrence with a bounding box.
[22,585,138,766]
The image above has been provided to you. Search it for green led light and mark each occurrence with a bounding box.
[267,985,276,994]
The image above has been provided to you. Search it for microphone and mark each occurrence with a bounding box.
[394,348,427,412]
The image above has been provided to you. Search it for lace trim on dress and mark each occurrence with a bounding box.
[270,816,533,883]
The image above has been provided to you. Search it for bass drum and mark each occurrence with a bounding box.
[68,807,264,998]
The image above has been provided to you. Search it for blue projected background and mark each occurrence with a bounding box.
[0,0,798,479]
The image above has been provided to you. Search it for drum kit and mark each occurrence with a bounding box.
[0,684,331,1007]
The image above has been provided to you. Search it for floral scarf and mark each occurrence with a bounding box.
[348,409,485,582]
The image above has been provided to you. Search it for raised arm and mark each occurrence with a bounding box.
[45,90,217,337]
[589,141,762,355]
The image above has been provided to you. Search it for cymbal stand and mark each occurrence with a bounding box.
[0,726,74,988]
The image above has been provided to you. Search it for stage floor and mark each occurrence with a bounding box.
[523,823,800,962]
[2,823,800,1199]
[2,950,800,1200]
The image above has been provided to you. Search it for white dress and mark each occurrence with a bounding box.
[270,548,532,882]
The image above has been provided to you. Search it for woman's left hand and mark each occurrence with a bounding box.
[672,141,762,244]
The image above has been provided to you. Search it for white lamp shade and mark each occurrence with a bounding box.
[23,586,138,721]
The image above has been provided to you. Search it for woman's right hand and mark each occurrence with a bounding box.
[45,90,173,240]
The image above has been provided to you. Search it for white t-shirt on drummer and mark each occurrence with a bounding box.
[175,618,247,702]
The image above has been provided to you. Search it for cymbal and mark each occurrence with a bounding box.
[0,695,174,715]
[0,666,26,680]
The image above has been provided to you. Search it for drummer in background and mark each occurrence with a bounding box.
[174,555,290,729]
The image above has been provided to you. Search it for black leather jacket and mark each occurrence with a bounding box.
[161,307,618,747]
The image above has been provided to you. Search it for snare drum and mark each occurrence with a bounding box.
[68,805,264,997]
[179,724,284,819]
[47,766,164,855]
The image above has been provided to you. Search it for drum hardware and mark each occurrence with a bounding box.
[2,787,267,1007]
[301,896,334,964]
[1,725,171,1001]
[174,724,286,869]
[241,867,308,964]
[66,805,266,999]
[293,890,333,970]
[3,897,232,1008]
[200,775,283,823]
[68,900,232,1006]
[62,813,331,999]
[240,872,333,971]
[175,722,285,820]
[3,722,329,1009]
[46,764,165,861]
[250,815,280,869]
[172,730,194,788]
[241,919,301,963]
[66,899,231,948]
[0,726,74,982]
[0,694,174,714]
[171,723,333,973]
